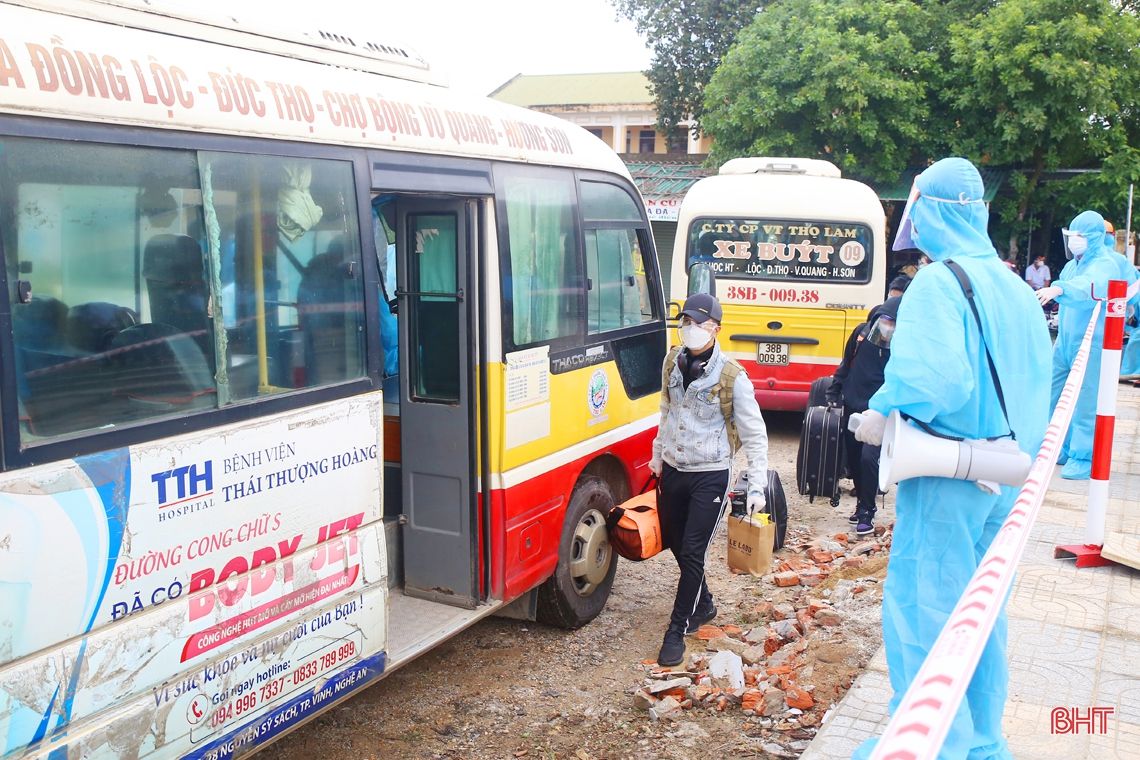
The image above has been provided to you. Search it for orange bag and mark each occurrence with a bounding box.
[606,477,664,561]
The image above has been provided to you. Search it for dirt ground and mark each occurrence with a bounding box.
[272,411,896,759]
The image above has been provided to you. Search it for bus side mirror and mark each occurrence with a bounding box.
[687,263,717,298]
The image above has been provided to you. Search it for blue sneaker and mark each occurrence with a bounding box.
[1061,458,1091,480]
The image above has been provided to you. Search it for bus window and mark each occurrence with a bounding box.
[199,153,365,397]
[1,137,215,442]
[585,229,654,331]
[500,171,581,347]
[580,181,656,333]
[407,212,459,402]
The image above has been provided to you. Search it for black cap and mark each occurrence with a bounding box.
[888,274,911,293]
[680,293,722,323]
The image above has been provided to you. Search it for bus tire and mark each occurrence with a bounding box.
[535,476,618,630]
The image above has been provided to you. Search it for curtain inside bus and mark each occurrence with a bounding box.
[503,175,578,346]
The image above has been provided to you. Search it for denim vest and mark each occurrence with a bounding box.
[657,345,735,472]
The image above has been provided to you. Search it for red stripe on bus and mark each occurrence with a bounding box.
[490,426,657,602]
[737,359,839,410]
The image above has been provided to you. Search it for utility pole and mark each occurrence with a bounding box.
[1126,183,1134,265]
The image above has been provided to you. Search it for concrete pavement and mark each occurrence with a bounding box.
[801,384,1140,759]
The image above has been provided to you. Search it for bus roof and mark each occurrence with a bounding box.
[678,170,884,224]
[718,156,841,178]
[70,0,442,85]
[0,1,631,177]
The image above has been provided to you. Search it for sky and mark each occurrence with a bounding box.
[163,0,653,96]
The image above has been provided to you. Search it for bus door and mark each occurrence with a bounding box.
[395,199,478,608]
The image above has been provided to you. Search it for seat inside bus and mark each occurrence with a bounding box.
[16,296,213,436]
[142,233,214,363]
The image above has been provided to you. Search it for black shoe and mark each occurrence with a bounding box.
[848,511,859,524]
[657,629,686,667]
[683,603,717,635]
[855,518,875,536]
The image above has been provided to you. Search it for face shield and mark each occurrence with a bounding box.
[892,183,920,252]
[1062,228,1088,259]
[867,315,896,348]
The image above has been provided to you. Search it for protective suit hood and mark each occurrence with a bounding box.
[899,158,995,262]
[1065,210,1111,262]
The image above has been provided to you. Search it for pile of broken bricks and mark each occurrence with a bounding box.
[632,528,891,735]
[765,527,889,589]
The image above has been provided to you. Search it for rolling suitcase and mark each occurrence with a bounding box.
[806,375,833,408]
[796,404,843,504]
[729,469,788,551]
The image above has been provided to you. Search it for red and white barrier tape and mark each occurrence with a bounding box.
[869,299,1104,760]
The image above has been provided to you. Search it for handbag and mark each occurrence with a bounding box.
[605,476,664,561]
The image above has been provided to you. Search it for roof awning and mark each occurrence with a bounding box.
[625,159,714,221]
[870,167,1009,203]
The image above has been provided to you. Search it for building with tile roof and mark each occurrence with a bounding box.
[489,72,711,157]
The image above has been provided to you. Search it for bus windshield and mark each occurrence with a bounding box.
[687,217,874,284]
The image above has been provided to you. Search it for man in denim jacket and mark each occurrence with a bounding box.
[650,293,770,667]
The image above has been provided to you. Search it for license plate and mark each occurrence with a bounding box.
[757,342,789,366]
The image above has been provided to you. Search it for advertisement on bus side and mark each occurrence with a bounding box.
[0,396,387,758]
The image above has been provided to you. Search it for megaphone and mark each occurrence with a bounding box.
[876,410,1031,494]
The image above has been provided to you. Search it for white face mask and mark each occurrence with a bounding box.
[1067,235,1088,258]
[680,323,713,351]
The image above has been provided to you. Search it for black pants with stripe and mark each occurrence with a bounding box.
[659,464,730,632]
[842,427,881,517]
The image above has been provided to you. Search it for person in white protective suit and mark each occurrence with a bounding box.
[852,158,1050,759]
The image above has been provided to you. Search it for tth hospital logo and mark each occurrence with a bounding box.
[152,460,216,522]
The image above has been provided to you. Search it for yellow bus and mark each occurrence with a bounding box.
[669,157,887,410]
[0,1,665,756]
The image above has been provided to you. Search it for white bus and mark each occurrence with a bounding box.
[0,2,667,757]
[669,158,887,410]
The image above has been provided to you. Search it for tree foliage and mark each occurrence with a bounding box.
[611,0,761,136]
[701,0,935,182]
[698,0,1140,259]
[945,0,1140,254]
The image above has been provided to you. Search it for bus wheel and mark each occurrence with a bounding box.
[535,476,618,629]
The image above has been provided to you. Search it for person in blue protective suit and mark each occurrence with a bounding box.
[1122,314,1140,379]
[1103,221,1140,380]
[1035,210,1125,479]
[851,158,1051,760]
